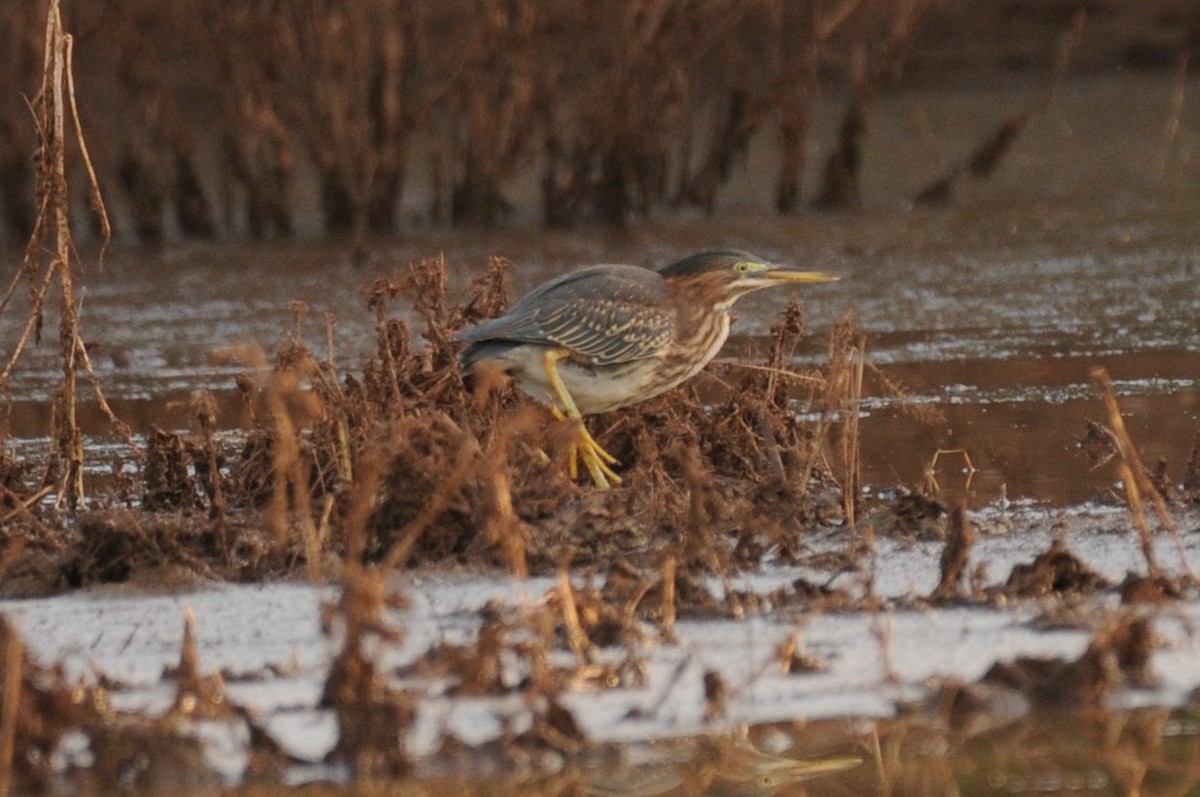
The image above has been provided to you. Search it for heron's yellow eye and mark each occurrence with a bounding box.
[734,260,758,275]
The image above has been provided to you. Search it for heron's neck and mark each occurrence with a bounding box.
[672,303,732,372]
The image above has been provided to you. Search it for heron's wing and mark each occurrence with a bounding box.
[457,264,674,365]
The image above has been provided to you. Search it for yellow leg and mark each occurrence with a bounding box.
[544,350,622,488]
[551,406,622,487]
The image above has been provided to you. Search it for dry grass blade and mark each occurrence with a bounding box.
[842,337,864,526]
[61,27,110,253]
[1090,367,1196,583]
[221,344,325,575]
[0,624,21,797]
[558,565,590,665]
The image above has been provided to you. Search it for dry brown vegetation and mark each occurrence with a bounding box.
[0,250,860,594]
[0,0,1167,243]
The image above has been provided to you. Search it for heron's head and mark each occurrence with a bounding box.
[659,249,839,308]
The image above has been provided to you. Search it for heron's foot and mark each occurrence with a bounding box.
[572,430,623,489]
[552,408,622,489]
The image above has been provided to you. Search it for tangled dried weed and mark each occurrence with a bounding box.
[0,252,860,601]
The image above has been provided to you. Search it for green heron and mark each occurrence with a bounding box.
[457,249,839,488]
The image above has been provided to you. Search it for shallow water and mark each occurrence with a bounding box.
[5,221,1199,506]
[4,79,1200,506]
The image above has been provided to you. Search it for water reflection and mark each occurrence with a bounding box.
[384,708,1200,796]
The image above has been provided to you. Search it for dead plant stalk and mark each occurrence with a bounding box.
[842,338,865,527]
[1091,366,1196,582]
[1,0,116,507]
[47,5,81,506]
[0,628,21,797]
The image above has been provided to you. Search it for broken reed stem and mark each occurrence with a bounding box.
[1090,367,1196,582]
[72,335,137,455]
[796,315,855,507]
[716,361,825,386]
[265,375,317,573]
[323,312,355,486]
[0,488,54,531]
[227,346,324,577]
[0,626,22,797]
[62,19,111,251]
[660,553,677,637]
[0,264,57,388]
[842,337,865,528]
[340,451,382,566]
[194,393,229,557]
[279,406,321,580]
[557,565,589,665]
[873,614,899,685]
[486,467,527,578]
[756,407,787,485]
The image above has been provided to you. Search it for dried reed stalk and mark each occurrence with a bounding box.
[799,313,864,526]
[0,0,116,508]
[225,345,325,577]
[0,624,22,797]
[472,405,529,578]
[1091,367,1195,582]
[380,425,481,571]
[842,336,865,527]
[660,553,677,636]
[192,392,228,557]
[557,565,590,664]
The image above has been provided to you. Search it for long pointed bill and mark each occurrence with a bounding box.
[763,266,840,285]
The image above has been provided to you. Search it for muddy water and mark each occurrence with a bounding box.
[2,242,1194,507]
[5,217,1200,502]
[5,76,1200,505]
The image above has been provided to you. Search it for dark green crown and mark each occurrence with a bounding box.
[657,249,762,278]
